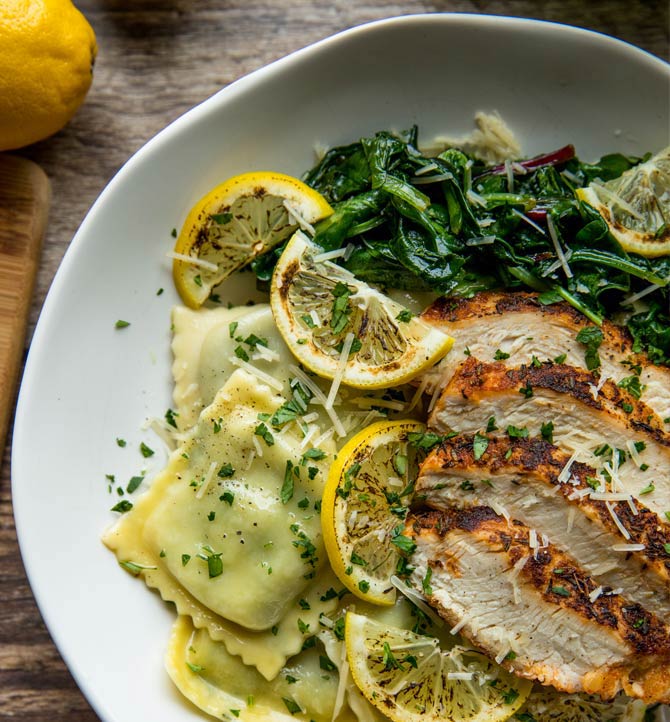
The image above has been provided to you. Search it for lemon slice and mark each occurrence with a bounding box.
[270,231,453,389]
[173,172,333,307]
[345,611,531,722]
[322,419,430,605]
[517,687,646,722]
[577,146,670,257]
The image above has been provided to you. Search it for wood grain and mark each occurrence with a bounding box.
[0,1,667,720]
[0,156,49,451]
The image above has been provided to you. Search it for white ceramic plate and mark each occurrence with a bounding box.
[12,13,670,722]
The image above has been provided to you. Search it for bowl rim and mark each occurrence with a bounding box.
[11,11,670,722]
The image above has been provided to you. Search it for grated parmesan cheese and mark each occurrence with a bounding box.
[229,356,284,391]
[546,214,573,279]
[612,543,645,552]
[606,501,630,540]
[252,435,263,458]
[283,200,316,235]
[195,461,218,500]
[589,586,603,602]
[167,250,219,271]
[313,248,347,263]
[621,283,661,307]
[511,207,546,235]
[504,159,514,193]
[289,364,346,438]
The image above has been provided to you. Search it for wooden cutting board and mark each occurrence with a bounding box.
[0,154,50,450]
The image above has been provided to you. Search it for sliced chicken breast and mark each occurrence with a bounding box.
[429,358,670,518]
[416,434,670,621]
[405,506,670,703]
[420,291,670,424]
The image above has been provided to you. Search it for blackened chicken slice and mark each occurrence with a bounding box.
[429,358,670,518]
[419,291,670,424]
[416,434,670,622]
[404,506,670,703]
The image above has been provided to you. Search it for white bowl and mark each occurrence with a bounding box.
[12,13,670,722]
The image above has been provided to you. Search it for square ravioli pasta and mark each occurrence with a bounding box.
[103,368,339,679]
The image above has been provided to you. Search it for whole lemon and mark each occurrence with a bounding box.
[0,0,97,151]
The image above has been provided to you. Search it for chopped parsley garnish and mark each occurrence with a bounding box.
[473,432,489,460]
[407,431,443,451]
[254,423,274,446]
[333,618,345,640]
[234,345,250,362]
[320,588,338,602]
[119,560,157,575]
[390,530,417,555]
[422,566,433,595]
[207,511,215,521]
[218,463,235,478]
[494,349,510,360]
[111,500,133,513]
[640,482,655,495]
[302,447,326,461]
[358,580,370,593]
[126,475,144,494]
[506,425,529,439]
[519,381,533,398]
[116,437,127,447]
[282,697,302,715]
[115,319,130,329]
[197,545,223,578]
[165,408,178,428]
[219,491,235,506]
[550,585,570,597]
[211,211,233,225]
[181,554,191,566]
[185,661,204,673]
[576,326,604,370]
[330,281,353,334]
[139,442,154,458]
[396,309,413,322]
[300,313,316,328]
[618,375,644,399]
[502,689,520,705]
[540,420,554,443]
[297,618,310,634]
[554,353,567,364]
[350,551,368,566]
[280,460,295,504]
[228,321,238,338]
[486,416,498,432]
[319,655,337,672]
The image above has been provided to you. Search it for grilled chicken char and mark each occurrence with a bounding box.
[416,434,670,623]
[404,506,670,703]
[429,357,670,518]
[420,291,670,424]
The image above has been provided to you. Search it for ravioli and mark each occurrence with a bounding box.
[167,615,360,722]
[171,303,416,443]
[103,369,340,678]
[172,304,295,430]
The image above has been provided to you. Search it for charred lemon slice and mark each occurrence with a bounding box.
[270,231,453,389]
[345,611,531,722]
[173,172,333,307]
[577,146,670,258]
[322,419,429,605]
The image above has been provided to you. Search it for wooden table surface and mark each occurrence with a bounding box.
[1,1,667,719]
